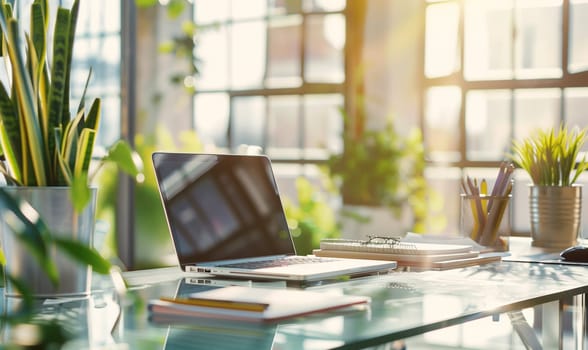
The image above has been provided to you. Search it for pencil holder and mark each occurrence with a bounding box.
[460,193,511,252]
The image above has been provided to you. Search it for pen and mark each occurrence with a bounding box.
[159,296,270,312]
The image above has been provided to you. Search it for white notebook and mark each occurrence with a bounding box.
[148,286,370,323]
[319,239,473,255]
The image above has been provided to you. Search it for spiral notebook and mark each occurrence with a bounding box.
[319,238,473,255]
[315,238,501,269]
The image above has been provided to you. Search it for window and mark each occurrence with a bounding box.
[192,0,347,194]
[423,0,588,235]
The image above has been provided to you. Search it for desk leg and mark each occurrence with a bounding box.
[542,300,562,350]
[572,293,585,350]
[507,311,542,350]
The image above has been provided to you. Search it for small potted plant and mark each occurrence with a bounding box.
[0,0,141,301]
[510,124,588,249]
[326,110,429,237]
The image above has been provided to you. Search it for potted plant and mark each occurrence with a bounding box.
[511,125,588,249]
[0,0,141,300]
[326,111,429,238]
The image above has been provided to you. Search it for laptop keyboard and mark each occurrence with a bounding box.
[222,256,334,270]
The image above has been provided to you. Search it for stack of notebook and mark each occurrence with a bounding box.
[313,238,502,269]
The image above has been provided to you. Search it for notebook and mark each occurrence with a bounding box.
[149,285,370,323]
[314,238,501,269]
[319,238,473,255]
[151,152,397,281]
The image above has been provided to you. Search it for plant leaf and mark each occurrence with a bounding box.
[3,17,46,185]
[62,0,79,126]
[104,140,143,178]
[70,173,90,211]
[52,237,111,274]
[84,97,101,131]
[74,128,96,179]
[46,8,71,168]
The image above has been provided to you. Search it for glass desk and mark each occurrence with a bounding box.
[1,261,587,349]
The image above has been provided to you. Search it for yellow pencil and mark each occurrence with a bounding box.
[160,296,269,312]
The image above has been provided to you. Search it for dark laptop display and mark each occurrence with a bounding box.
[152,153,294,268]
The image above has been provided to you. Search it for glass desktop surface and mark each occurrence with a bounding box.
[1,261,587,349]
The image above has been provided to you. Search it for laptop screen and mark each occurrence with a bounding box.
[152,153,295,268]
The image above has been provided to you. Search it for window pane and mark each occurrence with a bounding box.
[513,89,561,141]
[267,16,302,87]
[232,97,266,150]
[514,0,562,79]
[194,93,230,147]
[425,86,462,162]
[425,2,460,78]
[564,88,588,152]
[231,21,266,89]
[464,0,513,80]
[303,0,345,12]
[466,90,512,160]
[78,0,120,34]
[569,0,588,73]
[304,14,345,83]
[304,94,343,158]
[231,0,267,20]
[72,36,121,94]
[194,0,229,24]
[195,25,229,90]
[97,96,121,149]
[267,96,301,158]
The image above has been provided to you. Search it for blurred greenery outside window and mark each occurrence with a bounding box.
[423,0,588,238]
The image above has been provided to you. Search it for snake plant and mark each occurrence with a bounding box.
[511,125,588,187]
[0,0,141,309]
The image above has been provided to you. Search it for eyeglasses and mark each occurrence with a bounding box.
[362,235,416,250]
[363,235,401,245]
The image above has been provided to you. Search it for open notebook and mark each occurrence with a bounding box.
[152,152,397,282]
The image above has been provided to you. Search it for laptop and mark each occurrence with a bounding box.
[152,152,397,282]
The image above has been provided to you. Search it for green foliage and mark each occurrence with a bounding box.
[326,112,430,232]
[282,177,340,255]
[96,125,203,268]
[511,125,588,186]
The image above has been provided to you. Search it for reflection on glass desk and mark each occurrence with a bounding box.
[1,261,587,349]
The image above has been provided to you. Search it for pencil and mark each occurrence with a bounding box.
[160,296,269,312]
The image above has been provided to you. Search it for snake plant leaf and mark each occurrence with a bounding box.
[46,8,70,168]
[84,96,101,132]
[54,127,72,185]
[61,108,85,172]
[2,16,46,185]
[74,128,96,179]
[76,68,93,127]
[0,85,21,180]
[30,2,45,62]
[53,237,111,275]
[0,121,21,184]
[62,0,79,126]
[0,189,59,285]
